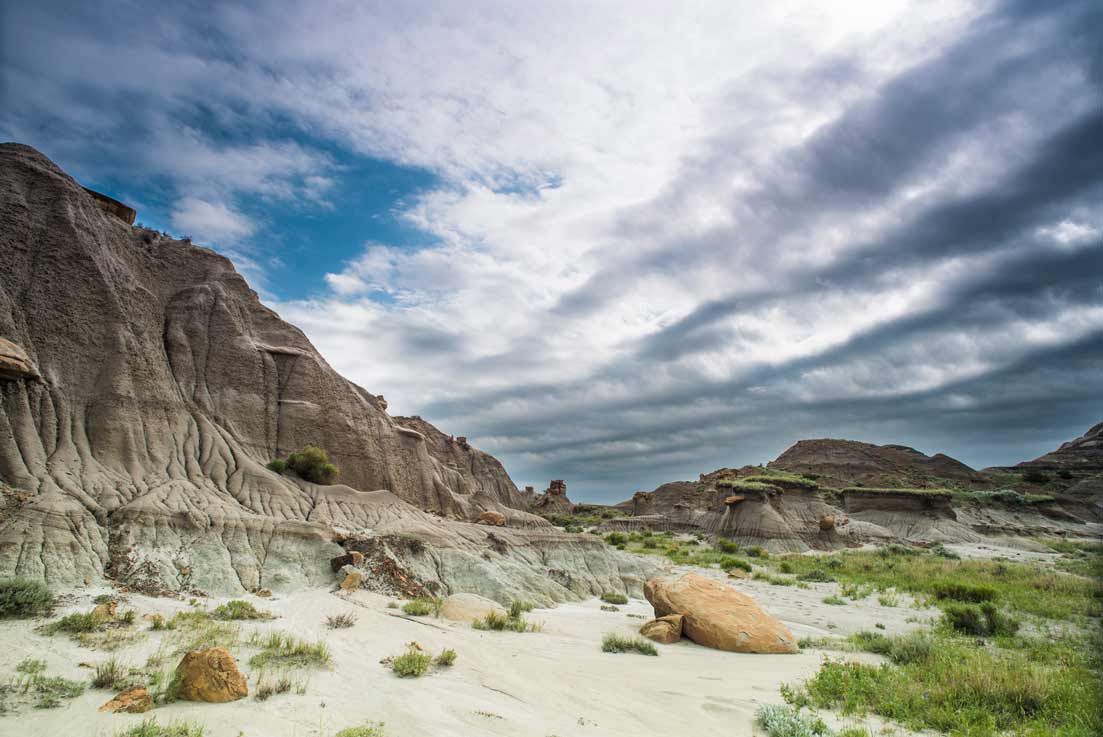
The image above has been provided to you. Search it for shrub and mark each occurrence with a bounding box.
[391,646,432,677]
[641,538,657,548]
[600,592,628,605]
[335,723,388,737]
[822,595,846,606]
[754,704,831,737]
[266,459,287,474]
[720,556,752,573]
[931,581,997,603]
[600,604,619,612]
[325,612,358,629]
[601,633,658,655]
[0,577,53,618]
[745,546,769,559]
[283,445,340,484]
[509,601,535,617]
[942,602,1019,636]
[604,532,628,546]
[929,543,960,560]
[212,600,274,620]
[435,648,457,667]
[715,539,740,554]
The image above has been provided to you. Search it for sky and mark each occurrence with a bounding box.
[2,0,1101,502]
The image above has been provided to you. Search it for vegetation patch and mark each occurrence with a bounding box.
[842,487,951,498]
[0,577,53,618]
[254,670,307,701]
[600,592,628,605]
[211,600,274,621]
[0,658,86,711]
[743,474,819,489]
[390,645,433,677]
[110,718,206,737]
[334,723,388,737]
[755,703,831,737]
[941,602,1019,637]
[601,633,658,655]
[325,612,358,629]
[267,444,340,484]
[401,598,440,617]
[472,608,540,633]
[248,631,330,669]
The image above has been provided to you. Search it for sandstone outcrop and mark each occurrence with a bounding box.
[98,686,153,714]
[0,143,654,600]
[477,511,506,526]
[174,648,248,703]
[644,573,798,654]
[530,479,575,515]
[639,613,683,644]
[439,592,507,623]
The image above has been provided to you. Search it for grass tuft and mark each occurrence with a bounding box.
[600,592,628,605]
[247,631,330,669]
[110,718,206,737]
[755,703,831,736]
[601,633,658,656]
[325,612,358,629]
[211,600,274,621]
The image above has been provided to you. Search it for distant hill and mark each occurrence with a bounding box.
[1013,421,1103,474]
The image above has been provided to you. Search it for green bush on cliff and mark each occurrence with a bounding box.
[269,445,339,484]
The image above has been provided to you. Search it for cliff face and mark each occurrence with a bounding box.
[0,143,649,597]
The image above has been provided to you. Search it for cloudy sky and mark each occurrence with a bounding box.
[3,0,1101,501]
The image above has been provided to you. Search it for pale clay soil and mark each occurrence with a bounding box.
[1,556,965,737]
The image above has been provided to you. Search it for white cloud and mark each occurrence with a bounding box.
[170,197,256,243]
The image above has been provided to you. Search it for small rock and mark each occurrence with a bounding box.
[723,495,745,505]
[477,511,506,526]
[819,515,836,531]
[330,550,365,572]
[99,686,153,714]
[340,571,363,590]
[92,601,118,620]
[639,614,683,644]
[173,647,248,703]
[255,588,272,598]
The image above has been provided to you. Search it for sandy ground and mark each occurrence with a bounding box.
[0,567,938,737]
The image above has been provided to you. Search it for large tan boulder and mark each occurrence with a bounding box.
[639,614,683,644]
[819,514,836,531]
[173,648,248,702]
[99,686,153,714]
[439,593,507,623]
[644,573,798,654]
[477,511,506,526]
[92,601,118,620]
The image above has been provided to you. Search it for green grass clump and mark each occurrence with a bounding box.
[335,723,387,737]
[247,631,330,669]
[254,670,307,701]
[45,609,104,634]
[92,657,134,690]
[743,474,819,489]
[601,633,658,655]
[211,600,274,620]
[5,658,85,710]
[822,595,846,606]
[401,599,437,616]
[604,532,628,546]
[0,577,53,618]
[435,649,457,667]
[472,609,540,633]
[942,602,1019,637]
[745,546,769,558]
[508,601,535,617]
[850,630,934,665]
[111,718,206,737]
[269,445,339,484]
[600,592,628,605]
[391,647,432,677]
[716,480,777,492]
[720,556,753,573]
[797,569,834,583]
[754,703,831,736]
[715,539,740,554]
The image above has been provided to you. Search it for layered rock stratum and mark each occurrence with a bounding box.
[0,143,653,601]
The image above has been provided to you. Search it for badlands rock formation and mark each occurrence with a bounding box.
[1014,421,1103,474]
[0,143,654,600]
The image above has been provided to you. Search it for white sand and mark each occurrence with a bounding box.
[0,571,935,737]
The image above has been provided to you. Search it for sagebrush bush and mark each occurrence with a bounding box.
[391,647,432,677]
[401,599,438,617]
[600,592,628,605]
[604,532,628,546]
[715,539,740,554]
[335,722,387,737]
[0,577,53,618]
[435,648,457,667]
[265,458,287,473]
[755,703,831,737]
[325,612,358,629]
[942,602,1019,636]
